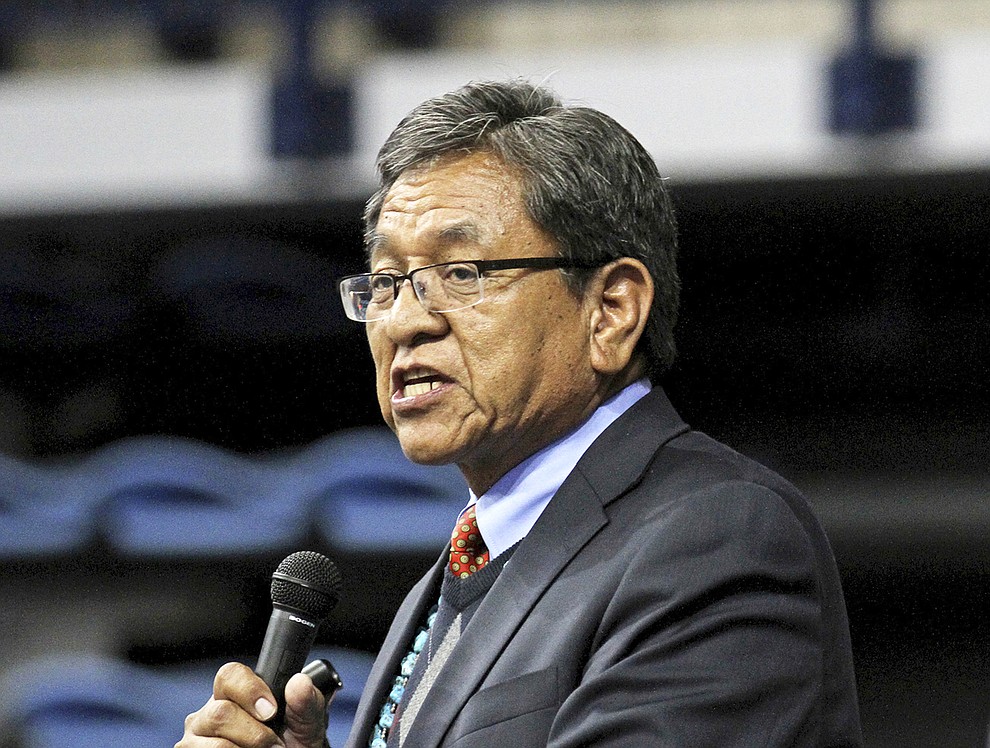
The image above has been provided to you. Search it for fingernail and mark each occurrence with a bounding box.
[255,697,277,721]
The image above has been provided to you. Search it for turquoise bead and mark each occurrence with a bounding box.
[367,725,387,747]
[389,680,406,702]
[378,705,394,728]
[413,629,429,653]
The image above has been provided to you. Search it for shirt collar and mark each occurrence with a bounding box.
[468,379,651,559]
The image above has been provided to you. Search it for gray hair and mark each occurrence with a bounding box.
[363,79,679,380]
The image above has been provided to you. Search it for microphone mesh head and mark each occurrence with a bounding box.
[270,551,342,621]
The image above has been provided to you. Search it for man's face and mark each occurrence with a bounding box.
[366,151,601,494]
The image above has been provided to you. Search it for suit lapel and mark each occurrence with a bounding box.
[573,386,689,506]
[345,552,446,748]
[399,388,689,746]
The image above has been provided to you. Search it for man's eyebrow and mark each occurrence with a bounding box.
[436,222,483,244]
[364,221,485,263]
[365,231,388,261]
[366,222,484,262]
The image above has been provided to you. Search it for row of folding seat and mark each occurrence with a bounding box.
[0,646,376,748]
[0,426,469,559]
[0,238,356,359]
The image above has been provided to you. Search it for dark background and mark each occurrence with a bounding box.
[1,166,988,746]
[4,169,987,461]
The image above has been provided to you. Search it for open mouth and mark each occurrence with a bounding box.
[396,368,448,399]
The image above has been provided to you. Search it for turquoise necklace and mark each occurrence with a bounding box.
[368,603,439,748]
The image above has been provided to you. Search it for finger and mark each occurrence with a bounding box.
[179,696,283,747]
[282,673,328,746]
[212,662,280,723]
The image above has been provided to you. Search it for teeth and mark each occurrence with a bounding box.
[404,381,439,397]
[400,368,443,398]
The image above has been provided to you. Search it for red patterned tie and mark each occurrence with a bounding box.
[449,505,489,578]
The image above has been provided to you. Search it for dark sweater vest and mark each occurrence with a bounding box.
[385,544,519,747]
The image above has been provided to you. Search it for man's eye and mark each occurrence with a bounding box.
[369,275,396,292]
[442,265,477,284]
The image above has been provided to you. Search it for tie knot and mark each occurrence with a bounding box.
[449,505,489,578]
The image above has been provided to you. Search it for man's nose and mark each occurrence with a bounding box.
[382,278,443,341]
[390,277,422,314]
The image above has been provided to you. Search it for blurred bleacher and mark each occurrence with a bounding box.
[0,426,468,746]
[0,1,989,746]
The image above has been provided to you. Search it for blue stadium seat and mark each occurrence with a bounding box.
[92,435,308,557]
[148,237,350,346]
[0,648,375,748]
[0,452,101,558]
[287,427,469,554]
[0,654,207,748]
[0,247,138,356]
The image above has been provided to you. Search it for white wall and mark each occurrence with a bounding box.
[0,64,271,213]
[0,31,988,213]
[354,32,990,180]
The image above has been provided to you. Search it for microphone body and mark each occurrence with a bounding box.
[255,551,342,735]
[256,605,323,730]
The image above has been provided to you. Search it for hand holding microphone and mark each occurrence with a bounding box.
[177,551,342,748]
[256,551,342,734]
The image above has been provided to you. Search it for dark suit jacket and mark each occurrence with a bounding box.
[345,388,862,747]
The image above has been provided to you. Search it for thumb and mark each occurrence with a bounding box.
[282,672,329,748]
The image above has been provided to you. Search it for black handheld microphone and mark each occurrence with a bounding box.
[255,551,342,734]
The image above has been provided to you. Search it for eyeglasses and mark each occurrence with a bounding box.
[338,257,602,322]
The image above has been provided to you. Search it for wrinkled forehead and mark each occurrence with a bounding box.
[366,221,486,266]
[367,152,528,265]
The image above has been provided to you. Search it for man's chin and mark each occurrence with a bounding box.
[394,429,462,467]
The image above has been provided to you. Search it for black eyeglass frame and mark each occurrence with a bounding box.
[338,256,605,320]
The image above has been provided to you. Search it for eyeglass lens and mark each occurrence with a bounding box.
[342,262,484,321]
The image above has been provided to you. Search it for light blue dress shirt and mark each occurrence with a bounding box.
[468,379,652,560]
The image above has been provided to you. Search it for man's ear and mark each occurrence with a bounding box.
[587,257,653,376]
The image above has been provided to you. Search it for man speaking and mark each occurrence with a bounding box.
[178,79,862,747]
